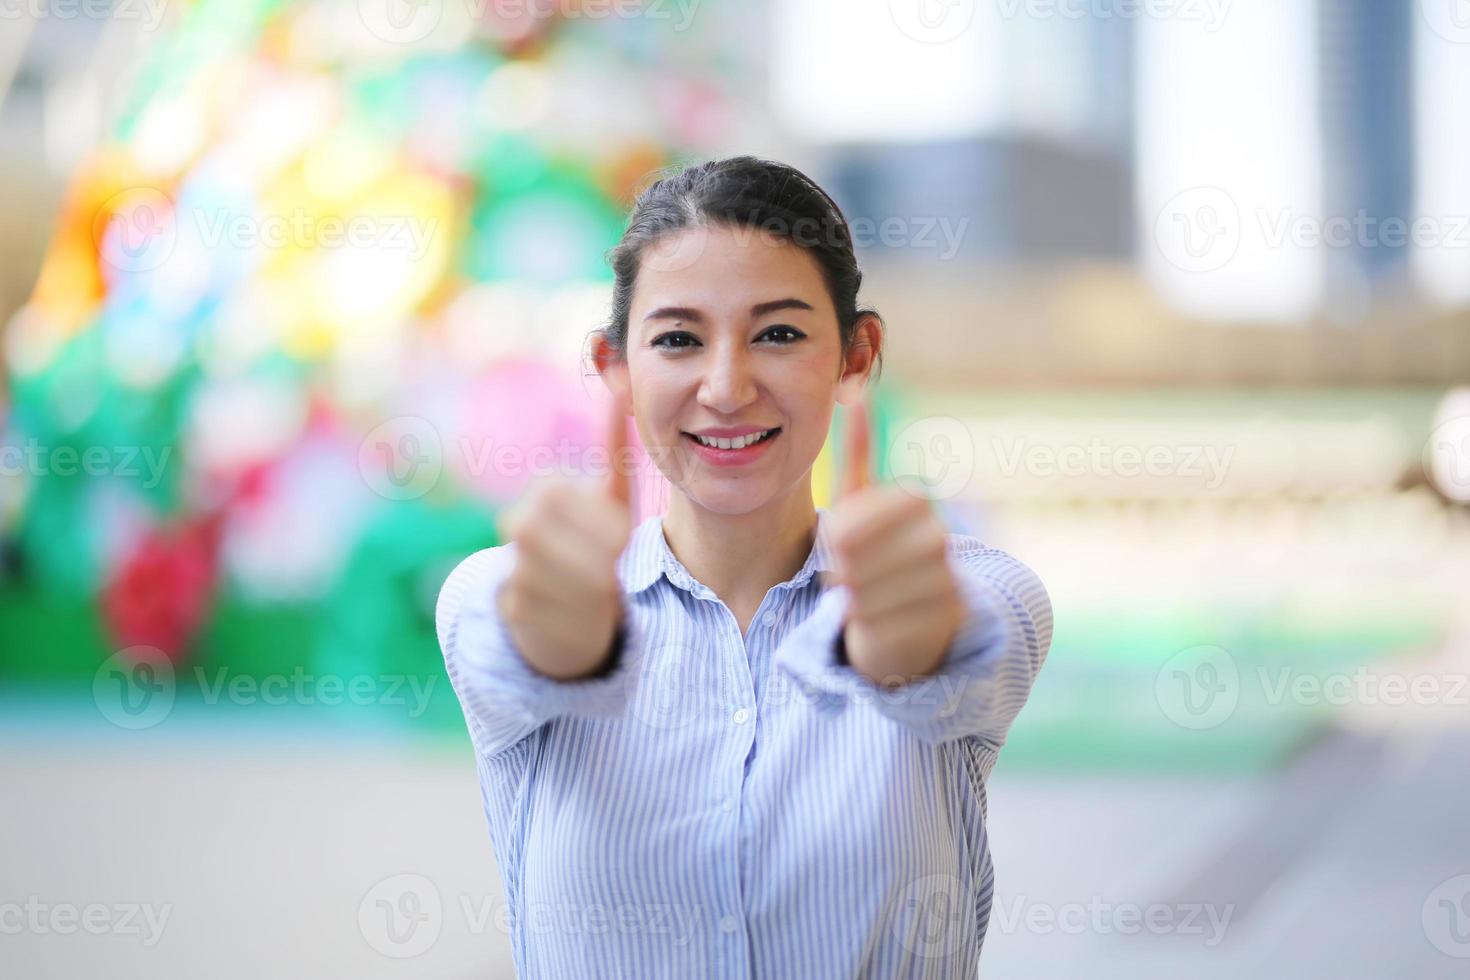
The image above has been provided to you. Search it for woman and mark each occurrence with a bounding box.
[436,155,1053,978]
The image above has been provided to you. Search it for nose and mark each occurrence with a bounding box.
[696,342,758,415]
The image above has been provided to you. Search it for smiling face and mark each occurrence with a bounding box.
[604,221,872,517]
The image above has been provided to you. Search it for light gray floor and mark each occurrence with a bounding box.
[3,717,1467,979]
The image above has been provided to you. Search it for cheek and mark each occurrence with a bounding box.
[771,356,838,417]
[626,358,684,416]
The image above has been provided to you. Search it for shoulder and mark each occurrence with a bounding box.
[943,530,986,556]
[440,542,516,596]
[943,530,1032,570]
[942,532,1052,618]
[435,543,517,641]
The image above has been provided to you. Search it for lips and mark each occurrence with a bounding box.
[681,427,783,465]
[684,427,781,449]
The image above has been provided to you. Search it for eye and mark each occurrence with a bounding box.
[650,331,700,350]
[759,325,806,344]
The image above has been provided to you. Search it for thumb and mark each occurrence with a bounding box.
[605,391,635,515]
[837,390,873,501]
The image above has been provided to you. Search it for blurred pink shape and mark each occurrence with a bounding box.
[454,357,673,521]
[454,358,597,504]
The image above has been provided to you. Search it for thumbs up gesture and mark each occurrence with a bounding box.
[495,393,637,681]
[825,394,965,688]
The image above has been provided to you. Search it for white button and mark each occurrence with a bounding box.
[761,612,776,627]
[721,797,734,812]
[732,707,750,725]
[719,914,740,933]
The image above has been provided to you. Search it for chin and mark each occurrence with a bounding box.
[681,468,819,518]
[679,485,776,517]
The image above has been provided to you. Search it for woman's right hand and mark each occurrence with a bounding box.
[494,394,637,681]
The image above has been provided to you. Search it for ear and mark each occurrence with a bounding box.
[593,331,632,412]
[836,314,881,407]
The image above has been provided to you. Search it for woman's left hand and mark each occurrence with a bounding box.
[825,395,966,688]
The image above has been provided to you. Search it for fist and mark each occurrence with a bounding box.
[826,395,965,688]
[495,393,637,681]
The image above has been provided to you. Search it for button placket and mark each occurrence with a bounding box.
[751,592,797,718]
[708,600,753,947]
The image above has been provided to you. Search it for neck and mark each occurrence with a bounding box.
[660,485,819,607]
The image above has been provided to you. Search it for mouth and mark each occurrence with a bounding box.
[683,427,782,450]
[681,427,782,464]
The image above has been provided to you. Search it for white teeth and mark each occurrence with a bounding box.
[694,429,774,450]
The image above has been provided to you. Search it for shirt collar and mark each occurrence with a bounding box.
[618,507,836,597]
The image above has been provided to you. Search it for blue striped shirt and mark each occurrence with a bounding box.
[435,505,1053,978]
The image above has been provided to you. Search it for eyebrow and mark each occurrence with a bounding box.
[642,298,816,323]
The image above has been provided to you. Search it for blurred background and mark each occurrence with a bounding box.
[3,0,1469,977]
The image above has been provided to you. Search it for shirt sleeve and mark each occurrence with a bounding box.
[435,543,642,759]
[775,535,1053,748]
